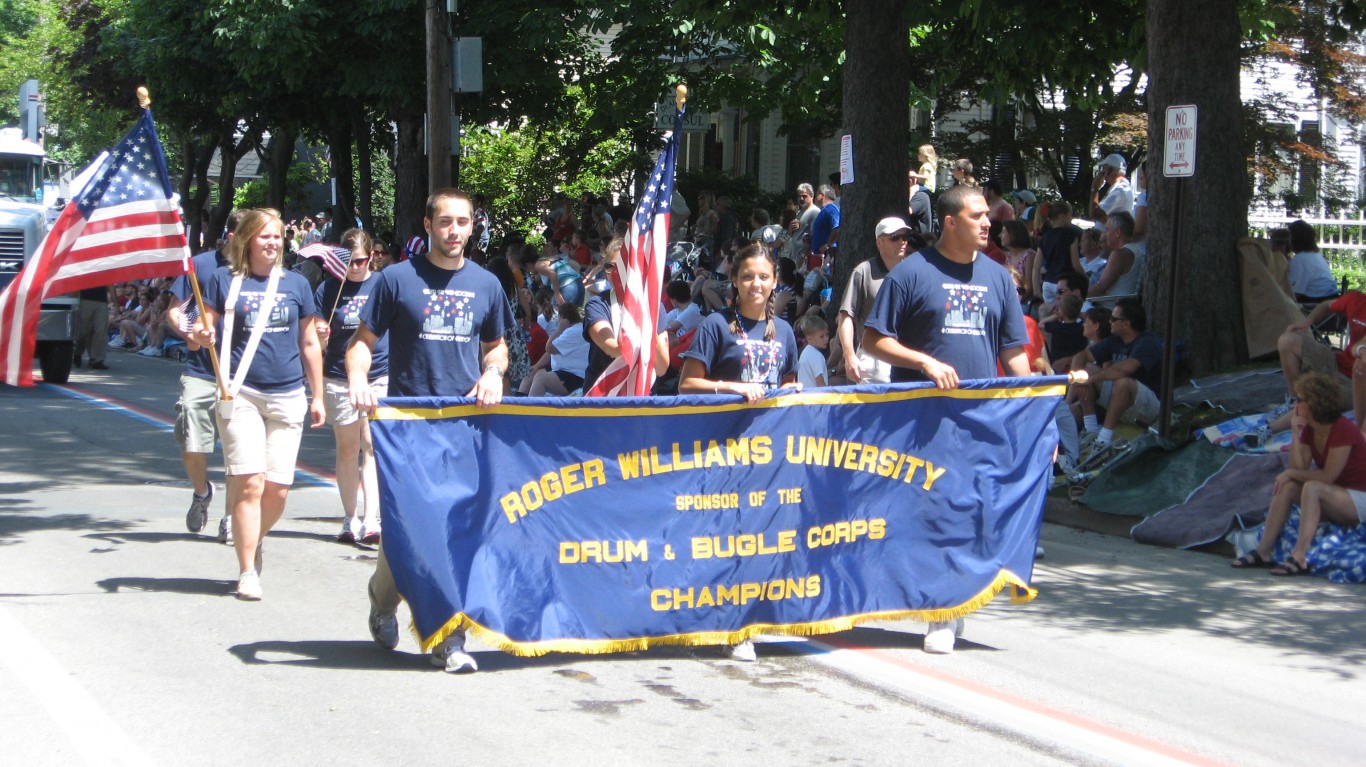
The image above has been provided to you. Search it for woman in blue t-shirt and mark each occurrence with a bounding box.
[677,243,800,662]
[190,208,325,601]
[315,228,389,544]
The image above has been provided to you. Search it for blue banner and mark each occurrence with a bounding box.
[370,379,1064,655]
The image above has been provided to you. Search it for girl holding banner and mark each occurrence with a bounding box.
[190,208,326,601]
[315,228,389,544]
[678,243,801,660]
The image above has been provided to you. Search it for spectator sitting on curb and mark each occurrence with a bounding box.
[1070,297,1162,457]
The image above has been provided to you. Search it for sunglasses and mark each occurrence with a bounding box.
[887,234,910,242]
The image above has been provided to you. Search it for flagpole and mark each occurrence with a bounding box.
[141,86,229,402]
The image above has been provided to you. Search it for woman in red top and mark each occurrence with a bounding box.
[1232,372,1366,575]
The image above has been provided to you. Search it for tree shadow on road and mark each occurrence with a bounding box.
[0,513,134,545]
[1025,537,1366,676]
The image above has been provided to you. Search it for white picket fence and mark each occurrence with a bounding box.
[1248,215,1366,269]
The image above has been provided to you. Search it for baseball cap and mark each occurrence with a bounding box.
[1101,153,1127,171]
[1012,190,1037,205]
[875,217,911,237]
[403,235,427,260]
[756,225,782,244]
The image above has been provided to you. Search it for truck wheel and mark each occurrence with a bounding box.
[39,342,74,384]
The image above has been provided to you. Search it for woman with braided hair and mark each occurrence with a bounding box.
[678,243,800,662]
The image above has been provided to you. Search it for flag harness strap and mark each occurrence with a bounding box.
[219,267,282,400]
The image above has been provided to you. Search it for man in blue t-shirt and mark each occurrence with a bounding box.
[1069,296,1162,451]
[862,184,1032,657]
[346,188,511,675]
[167,210,244,543]
[863,184,1031,388]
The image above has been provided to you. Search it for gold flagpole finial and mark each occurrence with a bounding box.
[675,84,687,112]
[137,86,151,109]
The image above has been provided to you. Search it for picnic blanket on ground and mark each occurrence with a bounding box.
[1174,369,1289,415]
[1269,507,1366,584]
[1080,438,1236,517]
[1130,453,1282,548]
[1200,410,1294,453]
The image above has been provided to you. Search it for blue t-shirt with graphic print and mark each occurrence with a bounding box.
[202,268,320,394]
[359,255,513,398]
[681,311,798,386]
[865,246,1028,383]
[315,277,389,381]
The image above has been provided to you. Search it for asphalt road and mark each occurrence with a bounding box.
[2,352,1364,766]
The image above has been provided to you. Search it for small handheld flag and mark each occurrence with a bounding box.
[296,243,351,281]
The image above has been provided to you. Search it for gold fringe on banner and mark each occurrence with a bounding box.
[415,568,1037,657]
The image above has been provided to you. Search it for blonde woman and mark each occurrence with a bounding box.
[908,144,938,194]
[190,208,326,600]
[692,190,719,242]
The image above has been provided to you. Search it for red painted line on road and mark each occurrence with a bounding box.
[816,634,1232,767]
[46,382,338,487]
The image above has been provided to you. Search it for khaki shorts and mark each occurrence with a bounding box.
[216,388,307,485]
[175,375,219,454]
[1099,379,1161,426]
[324,376,389,427]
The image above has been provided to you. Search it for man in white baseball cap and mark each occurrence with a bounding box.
[1089,153,1133,223]
[837,216,916,385]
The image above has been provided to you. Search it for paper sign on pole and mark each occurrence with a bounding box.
[839,135,853,186]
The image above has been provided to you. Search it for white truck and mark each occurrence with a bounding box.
[0,82,75,384]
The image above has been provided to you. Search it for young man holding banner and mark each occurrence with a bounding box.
[863,183,1032,654]
[346,188,513,674]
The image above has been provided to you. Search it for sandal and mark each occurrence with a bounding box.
[1270,557,1310,576]
[1230,550,1271,568]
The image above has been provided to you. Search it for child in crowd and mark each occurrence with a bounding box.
[1044,294,1087,372]
[664,280,704,345]
[1079,228,1107,286]
[797,313,830,388]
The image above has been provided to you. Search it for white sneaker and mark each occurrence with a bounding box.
[109,337,127,349]
[369,612,400,650]
[923,618,965,654]
[217,515,233,545]
[727,639,757,662]
[137,346,162,357]
[236,571,263,601]
[338,516,360,543]
[359,518,381,545]
[431,632,478,673]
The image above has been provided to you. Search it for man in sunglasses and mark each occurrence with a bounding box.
[1070,296,1162,454]
[837,217,916,384]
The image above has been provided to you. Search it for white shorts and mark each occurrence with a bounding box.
[1099,379,1160,426]
[1351,489,1366,525]
[856,350,892,385]
[216,388,307,485]
[325,377,389,427]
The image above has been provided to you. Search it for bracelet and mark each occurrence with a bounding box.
[484,364,504,378]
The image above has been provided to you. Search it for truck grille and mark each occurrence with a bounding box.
[0,228,23,271]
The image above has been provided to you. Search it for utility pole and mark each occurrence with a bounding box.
[426,1,452,189]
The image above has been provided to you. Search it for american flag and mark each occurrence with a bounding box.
[175,296,201,335]
[585,104,683,397]
[296,242,350,280]
[0,109,190,386]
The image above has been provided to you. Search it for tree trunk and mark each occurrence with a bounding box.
[394,111,428,246]
[835,0,910,310]
[263,126,296,214]
[327,113,356,241]
[179,131,218,252]
[207,127,250,251]
[1147,0,1247,374]
[353,107,373,232]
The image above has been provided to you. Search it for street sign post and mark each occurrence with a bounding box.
[1158,104,1197,439]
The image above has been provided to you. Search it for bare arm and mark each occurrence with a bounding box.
[678,358,767,403]
[999,345,1031,377]
[468,338,509,407]
[345,322,381,414]
[1091,248,1134,296]
[300,316,326,428]
[862,329,959,389]
[837,311,862,383]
